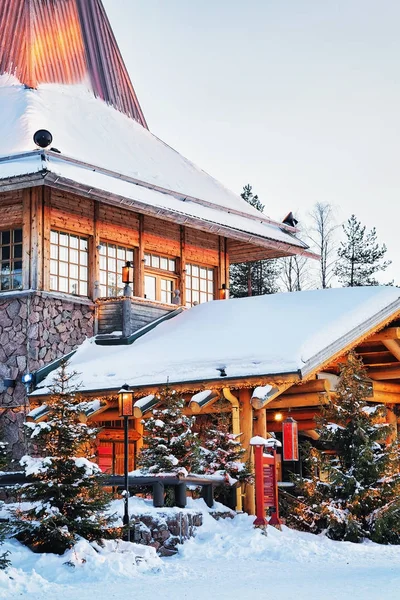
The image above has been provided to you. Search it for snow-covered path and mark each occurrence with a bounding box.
[2,510,400,600]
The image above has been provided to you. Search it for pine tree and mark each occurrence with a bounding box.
[290,352,400,543]
[334,215,391,286]
[230,184,281,297]
[12,362,117,554]
[0,433,10,569]
[137,387,200,476]
[200,409,252,484]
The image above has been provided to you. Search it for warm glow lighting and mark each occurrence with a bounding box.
[121,261,134,285]
[118,387,134,417]
[219,283,230,300]
[274,412,283,422]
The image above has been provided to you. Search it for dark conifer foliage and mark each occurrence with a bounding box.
[137,387,200,475]
[334,215,391,286]
[230,185,281,298]
[290,352,400,543]
[12,362,117,554]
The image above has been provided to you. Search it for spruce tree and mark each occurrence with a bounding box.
[200,409,252,484]
[334,215,391,286]
[290,352,400,543]
[0,434,10,569]
[137,387,200,475]
[13,362,117,554]
[230,184,281,297]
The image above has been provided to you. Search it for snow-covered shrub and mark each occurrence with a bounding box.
[12,361,118,554]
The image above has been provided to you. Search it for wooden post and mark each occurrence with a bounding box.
[30,187,44,290]
[253,408,267,438]
[91,201,101,300]
[135,214,145,298]
[22,189,31,290]
[135,418,144,453]
[386,404,398,444]
[42,187,51,291]
[239,388,255,515]
[180,225,186,306]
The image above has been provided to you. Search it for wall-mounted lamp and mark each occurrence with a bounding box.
[219,283,230,300]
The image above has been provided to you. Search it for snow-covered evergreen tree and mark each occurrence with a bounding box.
[0,433,10,569]
[200,410,252,484]
[230,184,281,297]
[290,352,400,543]
[137,387,200,476]
[334,215,391,286]
[13,362,117,554]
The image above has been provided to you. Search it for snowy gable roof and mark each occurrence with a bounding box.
[0,78,312,256]
[35,286,400,395]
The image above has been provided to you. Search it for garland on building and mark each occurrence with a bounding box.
[12,362,117,554]
[289,352,400,543]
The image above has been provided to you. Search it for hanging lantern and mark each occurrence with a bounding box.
[282,416,299,461]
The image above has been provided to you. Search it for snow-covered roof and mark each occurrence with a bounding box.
[0,77,312,257]
[34,286,400,395]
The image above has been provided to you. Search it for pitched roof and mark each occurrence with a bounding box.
[34,287,400,395]
[0,0,146,125]
[0,1,312,258]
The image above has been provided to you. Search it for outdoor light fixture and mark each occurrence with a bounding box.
[118,385,134,542]
[33,129,53,149]
[219,283,230,300]
[274,412,283,422]
[21,373,33,385]
[121,261,134,286]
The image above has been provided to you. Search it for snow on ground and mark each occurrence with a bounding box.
[1,499,400,600]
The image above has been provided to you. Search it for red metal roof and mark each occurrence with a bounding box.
[0,0,147,127]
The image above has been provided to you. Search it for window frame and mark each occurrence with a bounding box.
[185,262,215,306]
[143,251,178,304]
[98,240,135,298]
[49,229,89,297]
[0,227,23,292]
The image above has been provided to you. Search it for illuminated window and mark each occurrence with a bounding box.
[49,230,88,296]
[99,242,134,297]
[185,263,214,306]
[0,228,22,291]
[144,252,177,304]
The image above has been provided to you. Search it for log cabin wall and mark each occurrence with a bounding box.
[0,185,230,458]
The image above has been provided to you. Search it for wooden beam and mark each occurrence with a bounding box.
[22,188,31,289]
[367,391,400,404]
[385,405,397,444]
[368,366,400,380]
[267,419,318,432]
[372,381,400,394]
[383,340,400,362]
[302,430,320,440]
[368,328,400,342]
[180,225,186,306]
[30,187,44,290]
[267,393,330,410]
[282,379,332,395]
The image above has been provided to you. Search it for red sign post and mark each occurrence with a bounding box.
[251,437,282,530]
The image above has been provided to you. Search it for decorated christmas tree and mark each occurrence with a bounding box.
[13,361,117,554]
[290,352,400,543]
[137,387,200,475]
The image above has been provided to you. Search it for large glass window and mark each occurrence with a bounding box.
[0,228,22,291]
[185,263,214,306]
[50,230,88,296]
[99,242,134,297]
[144,252,177,304]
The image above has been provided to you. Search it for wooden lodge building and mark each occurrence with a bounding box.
[0,0,313,460]
[2,1,400,516]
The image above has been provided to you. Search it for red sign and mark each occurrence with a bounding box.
[283,417,299,461]
[253,443,281,529]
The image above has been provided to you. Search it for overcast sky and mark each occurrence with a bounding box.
[104,0,400,283]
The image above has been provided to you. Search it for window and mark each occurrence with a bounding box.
[99,242,134,297]
[185,263,214,306]
[0,228,22,291]
[50,230,88,296]
[144,252,177,304]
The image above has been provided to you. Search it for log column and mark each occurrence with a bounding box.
[239,388,255,515]
[386,404,398,444]
[253,408,267,438]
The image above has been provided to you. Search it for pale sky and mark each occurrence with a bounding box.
[104,0,400,283]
